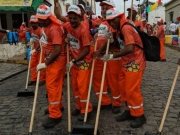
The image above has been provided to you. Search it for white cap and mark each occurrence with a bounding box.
[106,8,123,20]
[35,4,51,20]
[100,0,115,8]
[67,5,81,16]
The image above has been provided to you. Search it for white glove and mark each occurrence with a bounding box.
[107,32,114,43]
[6,30,10,33]
[102,54,114,62]
[36,63,47,71]
[30,49,36,55]
[30,38,34,46]
[66,61,74,72]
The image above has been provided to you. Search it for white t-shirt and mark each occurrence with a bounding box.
[169,23,177,32]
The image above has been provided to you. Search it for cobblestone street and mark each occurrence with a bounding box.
[1,47,180,135]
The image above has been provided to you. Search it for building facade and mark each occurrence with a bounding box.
[164,0,180,24]
[148,5,165,25]
[0,0,73,30]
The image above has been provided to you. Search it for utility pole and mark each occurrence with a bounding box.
[146,0,148,21]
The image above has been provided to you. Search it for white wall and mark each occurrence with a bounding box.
[0,43,26,59]
[148,6,165,25]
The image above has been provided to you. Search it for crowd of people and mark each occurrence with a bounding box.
[26,0,180,130]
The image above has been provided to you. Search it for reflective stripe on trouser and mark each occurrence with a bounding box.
[106,60,122,107]
[30,51,46,82]
[71,66,93,114]
[46,56,66,118]
[120,68,144,117]
[93,59,111,105]
[160,39,166,60]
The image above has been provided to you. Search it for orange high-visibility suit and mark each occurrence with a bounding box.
[42,23,66,118]
[63,22,93,114]
[119,18,146,116]
[30,26,46,82]
[93,20,122,107]
[157,25,166,60]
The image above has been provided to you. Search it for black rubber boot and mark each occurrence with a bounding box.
[116,110,134,122]
[112,106,121,114]
[42,117,61,128]
[71,109,80,116]
[39,81,45,86]
[78,112,92,121]
[28,81,36,86]
[101,104,112,110]
[44,107,64,115]
[130,114,146,128]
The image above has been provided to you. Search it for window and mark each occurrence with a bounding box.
[0,14,7,29]
[12,13,28,29]
[169,12,173,22]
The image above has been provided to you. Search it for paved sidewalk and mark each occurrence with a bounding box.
[0,63,27,82]
[0,47,180,135]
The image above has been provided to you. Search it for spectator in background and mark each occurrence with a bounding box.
[175,21,179,35]
[169,21,177,35]
[19,22,28,42]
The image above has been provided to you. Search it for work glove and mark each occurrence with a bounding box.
[107,32,114,43]
[102,54,114,62]
[66,61,74,72]
[6,30,10,33]
[36,63,47,71]
[30,38,34,46]
[30,49,36,55]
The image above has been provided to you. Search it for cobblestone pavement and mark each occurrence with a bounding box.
[0,63,27,82]
[1,47,180,135]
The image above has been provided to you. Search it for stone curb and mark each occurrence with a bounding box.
[0,59,28,65]
[0,67,28,82]
[165,44,180,52]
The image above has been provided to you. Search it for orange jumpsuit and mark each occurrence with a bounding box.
[41,23,66,118]
[119,19,146,116]
[94,20,122,107]
[63,22,93,114]
[19,25,28,42]
[157,25,166,60]
[30,26,46,82]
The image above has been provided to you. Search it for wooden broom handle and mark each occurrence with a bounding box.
[25,44,33,90]
[158,66,180,132]
[66,44,71,132]
[130,0,134,21]
[94,37,111,135]
[84,41,98,122]
[29,40,43,133]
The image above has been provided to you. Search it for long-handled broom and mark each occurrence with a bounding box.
[17,41,34,97]
[145,66,180,135]
[28,41,43,135]
[93,36,111,135]
[72,39,100,135]
[61,45,82,135]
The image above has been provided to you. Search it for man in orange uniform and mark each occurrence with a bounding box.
[63,5,93,121]
[93,0,122,114]
[140,18,151,35]
[35,4,66,128]
[103,8,146,128]
[29,15,46,86]
[155,18,166,62]
[126,6,141,29]
[54,0,97,31]
[19,22,28,42]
